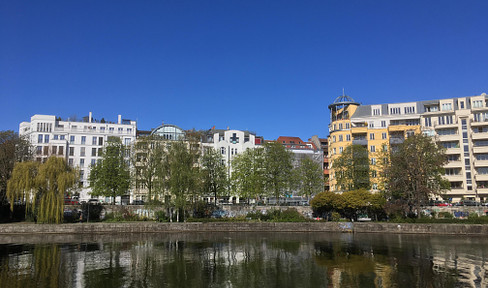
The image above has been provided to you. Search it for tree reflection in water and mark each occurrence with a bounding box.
[0,232,485,288]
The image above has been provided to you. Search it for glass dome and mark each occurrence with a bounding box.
[150,124,186,140]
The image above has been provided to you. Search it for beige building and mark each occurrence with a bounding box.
[328,92,488,202]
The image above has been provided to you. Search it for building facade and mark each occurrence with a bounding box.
[19,112,137,202]
[328,92,488,202]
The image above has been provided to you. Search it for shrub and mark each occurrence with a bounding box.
[331,212,341,222]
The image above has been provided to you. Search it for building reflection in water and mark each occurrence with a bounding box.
[0,233,487,287]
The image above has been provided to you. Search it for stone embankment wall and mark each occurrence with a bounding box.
[1,222,488,235]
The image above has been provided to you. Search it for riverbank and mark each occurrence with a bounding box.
[1,221,488,235]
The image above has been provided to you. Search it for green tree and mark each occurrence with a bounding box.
[310,191,338,217]
[166,141,200,222]
[333,144,370,191]
[295,157,324,201]
[201,148,228,206]
[0,131,32,204]
[132,136,167,203]
[382,133,449,218]
[263,142,293,202]
[7,157,77,223]
[89,137,130,204]
[231,148,266,203]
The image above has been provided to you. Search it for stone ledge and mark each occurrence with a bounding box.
[1,222,488,235]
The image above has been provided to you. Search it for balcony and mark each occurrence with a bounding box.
[437,134,459,141]
[471,133,488,140]
[473,146,488,154]
[444,174,464,181]
[351,126,368,133]
[474,159,488,167]
[475,174,488,181]
[352,139,368,146]
[445,147,461,154]
[445,161,462,168]
[447,188,466,196]
[389,137,404,145]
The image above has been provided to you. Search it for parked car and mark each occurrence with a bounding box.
[88,199,99,204]
[132,200,144,205]
[435,202,452,207]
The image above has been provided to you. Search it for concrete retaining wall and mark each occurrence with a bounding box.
[1,222,488,235]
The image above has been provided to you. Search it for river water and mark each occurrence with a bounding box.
[0,232,487,288]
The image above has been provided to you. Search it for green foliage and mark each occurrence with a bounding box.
[246,208,307,222]
[310,189,386,221]
[166,141,200,222]
[89,137,130,204]
[132,136,167,203]
[155,210,169,222]
[201,148,228,205]
[437,212,453,219]
[231,147,266,202]
[0,131,32,205]
[294,157,324,200]
[7,157,77,223]
[103,207,145,222]
[382,133,448,218]
[333,144,370,191]
[263,142,293,201]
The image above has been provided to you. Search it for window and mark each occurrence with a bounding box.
[53,135,58,140]
[373,108,380,116]
[92,148,97,157]
[371,158,376,165]
[382,133,387,140]
[127,128,132,134]
[371,170,377,178]
[390,107,401,114]
[38,134,43,143]
[91,159,96,166]
[442,141,459,149]
[346,134,351,141]
[369,122,374,128]
[68,159,73,166]
[109,127,114,133]
[339,135,343,142]
[339,147,343,153]
[80,159,84,167]
[43,146,49,155]
[339,123,343,130]
[70,136,75,144]
[98,148,103,156]
[369,133,375,140]
[99,137,103,146]
[52,146,57,155]
[333,148,336,154]
[372,183,378,190]
[100,127,105,132]
[81,136,86,145]
[473,100,483,108]
[383,145,388,152]
[60,135,65,140]
[460,101,465,109]
[92,137,97,145]
[80,147,85,157]
[425,117,432,127]
[124,138,131,145]
[333,136,336,142]
[221,147,226,155]
[118,128,123,134]
[69,147,74,156]
[36,146,42,155]
[381,121,386,127]
[58,146,64,155]
[370,146,376,152]
[442,103,452,111]
[346,123,350,129]
[404,106,415,114]
[230,133,239,143]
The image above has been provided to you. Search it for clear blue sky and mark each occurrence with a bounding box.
[1,0,487,140]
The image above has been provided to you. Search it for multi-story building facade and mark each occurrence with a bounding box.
[276,136,323,168]
[19,112,137,202]
[309,135,330,191]
[328,92,488,202]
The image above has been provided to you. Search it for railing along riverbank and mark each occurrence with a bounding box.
[1,222,488,235]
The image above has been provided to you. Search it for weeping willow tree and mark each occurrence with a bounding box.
[7,157,77,223]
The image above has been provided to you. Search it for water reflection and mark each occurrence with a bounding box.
[0,232,487,287]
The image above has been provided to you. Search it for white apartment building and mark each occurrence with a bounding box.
[19,112,137,202]
[201,129,263,203]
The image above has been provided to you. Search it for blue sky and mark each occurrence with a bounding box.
[1,0,487,140]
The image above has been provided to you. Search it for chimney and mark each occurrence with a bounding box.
[118,115,122,124]
[89,112,92,123]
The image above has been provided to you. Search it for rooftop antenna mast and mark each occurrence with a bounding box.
[342,88,345,96]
